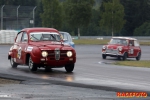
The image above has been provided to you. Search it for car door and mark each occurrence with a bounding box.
[134,40,140,57]
[13,32,23,64]
[19,32,28,64]
[128,40,135,57]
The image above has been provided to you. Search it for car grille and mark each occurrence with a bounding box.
[106,49,118,54]
[47,50,68,60]
[55,48,60,60]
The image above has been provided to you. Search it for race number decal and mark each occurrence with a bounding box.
[17,47,22,59]
[130,48,134,54]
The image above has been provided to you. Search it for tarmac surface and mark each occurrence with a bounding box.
[0,45,150,100]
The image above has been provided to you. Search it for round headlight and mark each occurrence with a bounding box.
[102,46,106,49]
[67,51,72,57]
[118,47,122,51]
[41,51,48,57]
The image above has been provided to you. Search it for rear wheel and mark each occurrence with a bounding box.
[136,52,141,61]
[10,57,18,68]
[122,52,127,60]
[65,64,74,72]
[29,57,37,71]
[102,54,106,59]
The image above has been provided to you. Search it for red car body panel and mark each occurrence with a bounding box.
[8,28,76,68]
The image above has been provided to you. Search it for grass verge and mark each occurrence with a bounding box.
[114,60,150,68]
[73,39,109,45]
[0,78,20,84]
[73,39,150,45]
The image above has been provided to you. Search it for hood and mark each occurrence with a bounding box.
[29,41,72,50]
[107,44,123,49]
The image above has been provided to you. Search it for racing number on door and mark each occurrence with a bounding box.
[130,48,134,54]
[17,47,22,59]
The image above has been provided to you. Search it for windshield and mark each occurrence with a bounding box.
[30,32,61,42]
[109,38,128,45]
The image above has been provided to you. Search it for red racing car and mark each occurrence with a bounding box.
[102,37,141,60]
[8,28,76,72]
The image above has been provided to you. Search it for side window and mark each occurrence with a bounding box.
[129,40,134,46]
[16,32,23,43]
[68,34,72,42]
[21,32,28,42]
[64,34,68,40]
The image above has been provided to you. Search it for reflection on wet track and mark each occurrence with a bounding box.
[1,45,150,93]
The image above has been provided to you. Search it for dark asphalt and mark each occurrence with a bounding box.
[0,45,150,99]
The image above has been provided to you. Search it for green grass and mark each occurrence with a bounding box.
[73,39,109,45]
[139,41,150,45]
[73,39,150,45]
[114,60,150,68]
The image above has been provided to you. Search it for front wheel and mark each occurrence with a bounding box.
[29,57,37,71]
[10,57,18,68]
[65,64,74,72]
[122,52,127,60]
[136,52,141,61]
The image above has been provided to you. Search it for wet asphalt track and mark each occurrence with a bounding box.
[0,45,150,100]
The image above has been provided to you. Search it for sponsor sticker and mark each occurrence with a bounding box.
[27,46,33,51]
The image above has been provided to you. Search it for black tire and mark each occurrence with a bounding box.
[102,54,106,59]
[10,57,18,68]
[29,57,37,71]
[65,64,74,72]
[122,52,127,60]
[136,52,141,61]
[117,56,121,60]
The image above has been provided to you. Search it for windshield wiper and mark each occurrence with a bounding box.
[30,34,40,41]
[50,34,60,42]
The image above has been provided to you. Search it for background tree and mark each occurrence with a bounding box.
[41,0,62,29]
[120,0,150,36]
[99,0,125,36]
[64,0,94,37]
[35,0,43,27]
[134,22,150,36]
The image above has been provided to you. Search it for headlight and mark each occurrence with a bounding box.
[118,47,122,51]
[67,51,72,57]
[102,46,106,49]
[41,51,48,57]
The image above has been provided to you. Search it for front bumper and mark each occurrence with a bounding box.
[102,49,124,57]
[31,55,76,67]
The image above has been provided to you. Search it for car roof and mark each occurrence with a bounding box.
[112,37,137,40]
[59,31,69,35]
[21,27,59,33]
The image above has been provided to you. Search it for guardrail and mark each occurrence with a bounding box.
[0,30,149,44]
[72,36,150,41]
[0,30,18,44]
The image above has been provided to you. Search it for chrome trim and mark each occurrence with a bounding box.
[55,48,60,60]
[102,51,126,56]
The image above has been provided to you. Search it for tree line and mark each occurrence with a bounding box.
[0,0,150,36]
